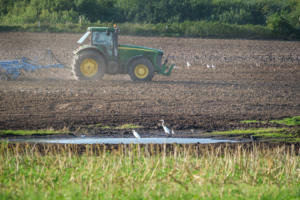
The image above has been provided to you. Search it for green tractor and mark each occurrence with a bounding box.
[72,26,174,81]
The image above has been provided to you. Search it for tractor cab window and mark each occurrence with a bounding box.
[92,31,113,57]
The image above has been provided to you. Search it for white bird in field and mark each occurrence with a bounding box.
[212,65,216,69]
[171,130,176,135]
[174,65,180,69]
[187,61,191,69]
[207,64,210,68]
[132,130,141,138]
[160,119,170,135]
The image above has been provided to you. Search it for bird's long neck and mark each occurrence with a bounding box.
[162,121,164,126]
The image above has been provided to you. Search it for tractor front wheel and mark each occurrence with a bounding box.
[129,58,154,81]
[72,50,105,80]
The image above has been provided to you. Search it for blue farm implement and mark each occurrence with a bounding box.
[0,50,68,81]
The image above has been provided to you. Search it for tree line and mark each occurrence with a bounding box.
[0,0,299,37]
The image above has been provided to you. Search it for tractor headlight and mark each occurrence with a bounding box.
[156,53,163,68]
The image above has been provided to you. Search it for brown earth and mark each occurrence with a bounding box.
[0,32,300,135]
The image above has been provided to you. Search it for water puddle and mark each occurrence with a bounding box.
[9,138,236,144]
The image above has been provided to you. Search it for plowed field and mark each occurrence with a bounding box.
[0,32,300,131]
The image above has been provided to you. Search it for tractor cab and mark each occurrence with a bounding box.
[77,27,119,63]
[73,26,174,81]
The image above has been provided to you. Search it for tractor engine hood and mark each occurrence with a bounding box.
[118,45,163,54]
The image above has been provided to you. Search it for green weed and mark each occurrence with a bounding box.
[211,128,285,135]
[0,129,67,135]
[241,120,266,123]
[100,126,111,129]
[114,124,143,129]
[270,116,300,126]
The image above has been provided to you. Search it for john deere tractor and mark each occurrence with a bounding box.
[72,26,174,81]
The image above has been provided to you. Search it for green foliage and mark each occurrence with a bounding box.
[0,21,277,39]
[0,0,299,38]
[0,0,299,25]
[267,10,300,37]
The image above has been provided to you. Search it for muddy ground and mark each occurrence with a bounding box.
[0,32,300,141]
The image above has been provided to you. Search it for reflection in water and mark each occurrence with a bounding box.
[11,138,236,144]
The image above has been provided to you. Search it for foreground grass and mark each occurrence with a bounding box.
[0,143,299,199]
[0,21,281,39]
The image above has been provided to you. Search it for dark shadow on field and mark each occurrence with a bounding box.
[141,80,242,87]
[0,26,22,32]
[17,77,76,82]
[13,78,241,86]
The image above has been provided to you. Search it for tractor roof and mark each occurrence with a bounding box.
[87,27,115,32]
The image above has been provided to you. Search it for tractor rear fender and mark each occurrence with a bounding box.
[74,47,107,66]
[124,55,153,73]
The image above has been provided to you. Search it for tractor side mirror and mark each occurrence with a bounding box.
[164,59,168,64]
[106,30,110,36]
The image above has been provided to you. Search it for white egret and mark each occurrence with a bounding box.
[187,61,191,69]
[132,130,141,138]
[212,65,216,69]
[171,130,175,135]
[207,64,210,68]
[160,119,170,135]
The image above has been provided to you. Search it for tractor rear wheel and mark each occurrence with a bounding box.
[129,58,154,81]
[72,50,105,80]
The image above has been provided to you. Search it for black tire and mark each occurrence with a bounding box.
[72,50,105,80]
[128,58,155,81]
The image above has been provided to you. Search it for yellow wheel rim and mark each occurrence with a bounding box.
[80,58,98,77]
[135,64,148,79]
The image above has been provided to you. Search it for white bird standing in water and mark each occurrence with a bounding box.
[187,61,191,69]
[132,130,141,138]
[160,119,170,135]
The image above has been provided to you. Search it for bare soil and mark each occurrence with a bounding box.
[0,32,300,139]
